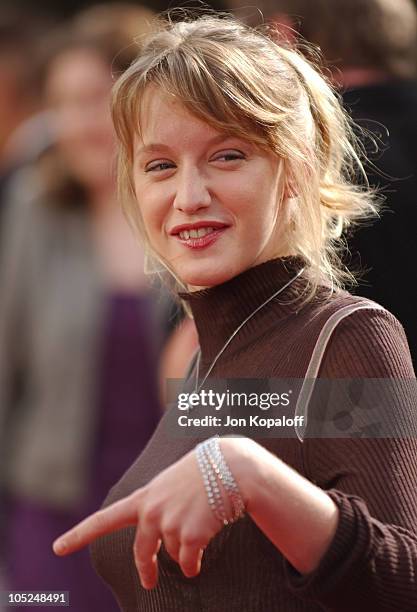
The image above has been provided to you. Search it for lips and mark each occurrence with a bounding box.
[169,220,229,236]
[169,221,229,250]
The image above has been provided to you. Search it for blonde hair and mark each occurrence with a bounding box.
[111,12,378,299]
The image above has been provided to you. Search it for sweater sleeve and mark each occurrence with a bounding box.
[283,307,417,611]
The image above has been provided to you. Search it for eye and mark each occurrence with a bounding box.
[212,150,246,163]
[144,160,175,173]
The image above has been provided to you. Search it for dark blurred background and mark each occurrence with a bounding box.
[5,0,417,19]
[1,0,227,19]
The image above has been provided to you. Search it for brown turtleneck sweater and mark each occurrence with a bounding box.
[90,259,417,612]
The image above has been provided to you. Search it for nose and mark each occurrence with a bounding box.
[173,165,211,213]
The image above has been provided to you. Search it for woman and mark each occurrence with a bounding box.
[53,14,417,611]
[0,7,167,611]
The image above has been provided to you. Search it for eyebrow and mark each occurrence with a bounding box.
[135,133,241,157]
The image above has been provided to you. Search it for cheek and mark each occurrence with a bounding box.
[134,186,166,247]
[230,162,280,216]
[135,199,154,240]
[243,187,279,227]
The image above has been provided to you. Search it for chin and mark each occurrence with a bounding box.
[176,261,245,289]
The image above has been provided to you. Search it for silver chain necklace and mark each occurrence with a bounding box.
[193,267,305,393]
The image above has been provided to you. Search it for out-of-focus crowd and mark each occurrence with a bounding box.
[0,1,415,610]
[0,4,199,610]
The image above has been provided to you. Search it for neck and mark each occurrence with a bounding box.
[179,257,307,365]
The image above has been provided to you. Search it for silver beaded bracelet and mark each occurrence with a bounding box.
[195,442,229,524]
[195,436,245,525]
[205,437,245,521]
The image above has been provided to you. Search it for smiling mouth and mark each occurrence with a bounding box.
[174,226,227,249]
[177,227,215,240]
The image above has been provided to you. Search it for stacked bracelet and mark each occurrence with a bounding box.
[196,442,229,524]
[195,436,245,525]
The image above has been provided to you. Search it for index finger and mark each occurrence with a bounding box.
[53,493,140,556]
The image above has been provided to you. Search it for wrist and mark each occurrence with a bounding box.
[218,436,265,513]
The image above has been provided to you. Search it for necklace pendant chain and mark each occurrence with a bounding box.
[193,267,305,394]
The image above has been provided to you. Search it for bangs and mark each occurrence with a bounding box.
[112,39,284,159]
[154,46,272,143]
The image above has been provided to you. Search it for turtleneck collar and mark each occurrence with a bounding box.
[179,257,307,364]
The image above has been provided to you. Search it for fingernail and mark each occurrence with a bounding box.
[53,539,67,555]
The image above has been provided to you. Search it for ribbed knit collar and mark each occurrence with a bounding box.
[179,257,306,364]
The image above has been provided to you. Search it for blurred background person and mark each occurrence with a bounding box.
[256,0,417,370]
[0,10,55,603]
[0,9,53,234]
[0,4,177,610]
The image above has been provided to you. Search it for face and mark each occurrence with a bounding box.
[133,86,290,289]
[46,49,115,190]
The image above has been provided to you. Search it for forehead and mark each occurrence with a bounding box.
[135,85,229,151]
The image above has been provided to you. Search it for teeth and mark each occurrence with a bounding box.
[197,227,214,237]
[178,227,216,240]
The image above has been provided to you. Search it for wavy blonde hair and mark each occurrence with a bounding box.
[111,12,378,299]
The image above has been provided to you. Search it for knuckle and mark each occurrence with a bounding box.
[131,488,145,505]
[181,530,204,548]
[142,502,161,524]
[161,520,178,539]
[92,510,109,531]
